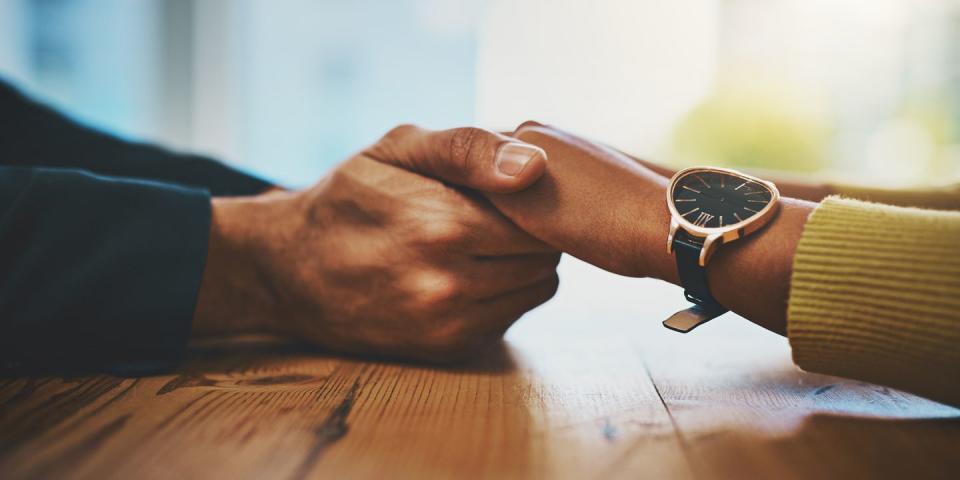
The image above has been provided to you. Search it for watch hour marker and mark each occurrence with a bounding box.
[681,207,701,217]
[694,175,711,188]
[675,198,696,202]
[733,212,743,222]
[744,191,766,196]
[720,176,725,188]
[735,182,747,190]
[744,206,760,213]
[692,211,715,227]
[719,215,724,227]
[746,199,767,203]
[682,185,701,194]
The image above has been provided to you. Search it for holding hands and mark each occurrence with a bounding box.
[194,120,809,362]
[193,125,560,362]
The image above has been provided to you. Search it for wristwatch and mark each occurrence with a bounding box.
[663,166,780,333]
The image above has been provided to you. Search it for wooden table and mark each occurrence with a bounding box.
[2,259,958,479]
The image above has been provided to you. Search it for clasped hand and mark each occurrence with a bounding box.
[192,122,679,362]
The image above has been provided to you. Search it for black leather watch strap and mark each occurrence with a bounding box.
[665,230,728,333]
[672,230,723,307]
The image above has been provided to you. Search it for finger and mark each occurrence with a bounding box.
[365,124,548,194]
[467,273,560,335]
[348,155,554,255]
[455,252,561,299]
[459,198,557,255]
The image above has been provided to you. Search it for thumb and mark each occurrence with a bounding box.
[365,124,548,193]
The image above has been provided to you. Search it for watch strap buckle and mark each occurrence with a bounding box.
[663,303,728,333]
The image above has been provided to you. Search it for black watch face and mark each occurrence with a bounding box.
[671,171,774,228]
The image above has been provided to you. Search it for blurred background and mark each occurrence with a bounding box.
[1,0,959,188]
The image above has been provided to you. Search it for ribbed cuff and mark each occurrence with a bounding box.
[833,183,960,211]
[788,196,960,406]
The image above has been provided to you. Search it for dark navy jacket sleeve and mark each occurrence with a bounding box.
[0,78,271,375]
[0,168,211,374]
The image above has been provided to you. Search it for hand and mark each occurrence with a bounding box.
[489,122,675,280]
[364,123,673,279]
[480,122,814,335]
[193,125,560,362]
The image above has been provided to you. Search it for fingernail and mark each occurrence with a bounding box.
[496,142,544,177]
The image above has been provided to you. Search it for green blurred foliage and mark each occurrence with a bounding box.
[900,93,955,178]
[670,78,830,172]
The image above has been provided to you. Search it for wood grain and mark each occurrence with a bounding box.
[1,259,957,479]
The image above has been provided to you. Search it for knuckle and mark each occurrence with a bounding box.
[410,270,462,312]
[421,284,459,311]
[418,220,471,247]
[549,252,563,268]
[383,123,419,142]
[515,273,561,311]
[367,124,420,160]
[540,273,561,302]
[515,254,562,285]
[447,127,486,167]
[536,252,563,271]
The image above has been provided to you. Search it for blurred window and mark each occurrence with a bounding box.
[1,0,957,186]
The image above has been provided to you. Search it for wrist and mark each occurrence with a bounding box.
[652,167,815,336]
[644,213,681,286]
[706,197,814,333]
[192,195,287,337]
[628,176,680,284]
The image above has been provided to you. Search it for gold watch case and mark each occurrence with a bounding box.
[666,166,781,267]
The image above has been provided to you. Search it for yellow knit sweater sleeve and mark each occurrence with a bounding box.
[833,183,960,210]
[787,196,960,406]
